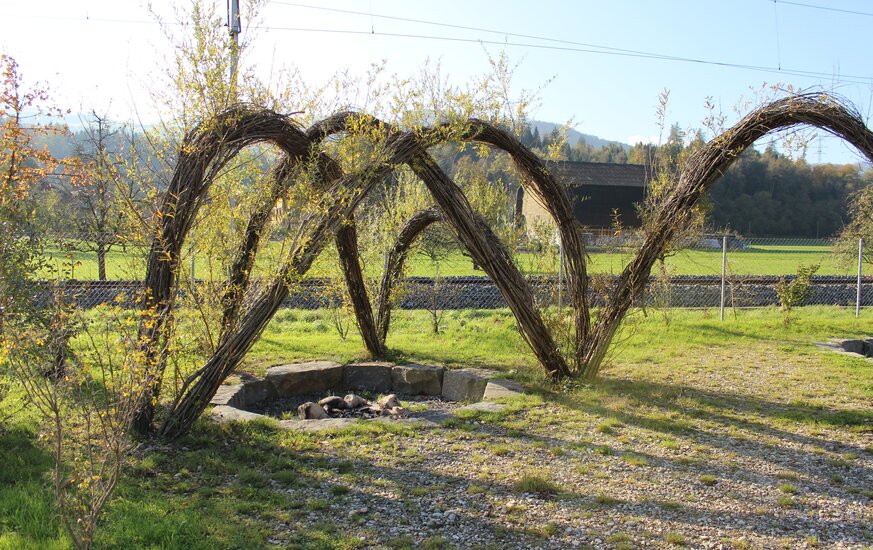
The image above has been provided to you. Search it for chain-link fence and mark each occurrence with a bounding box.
[42,275,872,311]
[37,236,871,312]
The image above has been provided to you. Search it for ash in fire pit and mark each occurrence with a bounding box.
[248,390,456,422]
[299,393,404,420]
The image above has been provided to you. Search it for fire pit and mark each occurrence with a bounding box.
[209,361,526,431]
[818,338,873,359]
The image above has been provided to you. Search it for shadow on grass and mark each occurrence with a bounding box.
[448,390,872,545]
[546,376,872,502]
[4,376,870,548]
[0,425,66,546]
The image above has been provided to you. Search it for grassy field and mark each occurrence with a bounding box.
[40,242,866,280]
[2,306,872,548]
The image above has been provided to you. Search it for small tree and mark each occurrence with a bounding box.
[60,111,138,280]
[417,224,457,334]
[1,53,157,550]
[775,263,819,325]
[0,53,69,325]
[5,298,163,550]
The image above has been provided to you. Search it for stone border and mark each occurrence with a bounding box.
[209,361,527,432]
[816,338,873,361]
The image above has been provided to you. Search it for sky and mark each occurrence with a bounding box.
[3,0,872,164]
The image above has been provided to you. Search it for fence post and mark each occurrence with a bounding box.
[857,237,864,318]
[720,236,727,321]
[190,243,196,283]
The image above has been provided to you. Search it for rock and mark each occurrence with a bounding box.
[344,361,394,392]
[297,402,329,419]
[377,394,401,409]
[388,406,405,416]
[211,384,244,406]
[442,369,489,402]
[482,379,526,401]
[210,405,269,423]
[319,396,346,412]
[237,379,278,407]
[211,379,277,408]
[344,394,369,409]
[835,338,865,354]
[391,363,444,395]
[265,361,343,395]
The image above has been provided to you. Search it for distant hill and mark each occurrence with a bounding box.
[531,120,629,151]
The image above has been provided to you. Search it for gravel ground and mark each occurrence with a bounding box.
[239,348,873,549]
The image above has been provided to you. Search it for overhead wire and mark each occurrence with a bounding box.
[5,4,872,86]
[771,0,873,18]
[265,1,873,85]
[255,25,873,86]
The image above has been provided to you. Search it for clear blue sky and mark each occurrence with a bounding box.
[3,0,871,164]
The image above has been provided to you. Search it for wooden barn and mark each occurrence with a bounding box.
[519,160,651,233]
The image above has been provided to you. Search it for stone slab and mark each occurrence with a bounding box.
[265,361,343,396]
[211,384,244,406]
[391,363,444,396]
[834,339,866,355]
[239,379,278,407]
[441,369,489,402]
[482,379,527,401]
[343,362,394,392]
[210,405,270,423]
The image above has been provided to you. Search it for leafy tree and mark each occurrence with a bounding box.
[59,111,138,280]
[834,178,873,266]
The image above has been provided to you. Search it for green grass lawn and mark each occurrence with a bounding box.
[40,242,867,280]
[2,306,871,548]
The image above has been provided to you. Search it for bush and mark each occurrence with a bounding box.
[775,263,819,324]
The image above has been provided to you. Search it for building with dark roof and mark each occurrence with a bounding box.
[521,160,651,232]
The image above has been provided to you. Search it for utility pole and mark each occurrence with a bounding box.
[226,0,242,277]
[228,0,241,95]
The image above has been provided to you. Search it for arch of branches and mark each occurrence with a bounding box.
[136,94,873,438]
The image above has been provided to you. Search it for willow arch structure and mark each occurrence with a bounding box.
[136,94,873,438]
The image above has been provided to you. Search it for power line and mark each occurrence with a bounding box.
[6,8,873,86]
[772,0,873,18]
[268,0,661,57]
[266,1,873,85]
[256,24,873,86]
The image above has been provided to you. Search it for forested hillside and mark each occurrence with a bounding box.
[521,123,871,238]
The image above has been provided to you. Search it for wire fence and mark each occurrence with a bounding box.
[42,275,872,311]
[37,237,871,312]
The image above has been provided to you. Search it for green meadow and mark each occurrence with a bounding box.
[40,242,865,281]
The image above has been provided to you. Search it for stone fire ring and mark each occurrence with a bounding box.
[209,361,526,432]
[817,338,873,361]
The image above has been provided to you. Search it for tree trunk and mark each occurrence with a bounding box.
[96,242,107,281]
